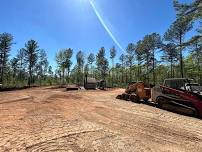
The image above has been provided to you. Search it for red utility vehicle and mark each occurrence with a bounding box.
[152,78,202,117]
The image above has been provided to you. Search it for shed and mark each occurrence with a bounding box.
[84,78,97,90]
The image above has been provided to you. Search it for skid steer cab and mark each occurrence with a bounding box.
[116,82,151,103]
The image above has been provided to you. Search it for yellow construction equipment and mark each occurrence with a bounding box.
[116,82,151,102]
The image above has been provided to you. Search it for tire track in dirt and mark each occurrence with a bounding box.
[80,100,202,152]
[0,96,33,104]
[26,130,100,152]
[1,87,202,151]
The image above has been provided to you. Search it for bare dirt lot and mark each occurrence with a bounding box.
[0,87,202,152]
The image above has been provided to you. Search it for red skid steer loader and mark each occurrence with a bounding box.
[152,78,202,118]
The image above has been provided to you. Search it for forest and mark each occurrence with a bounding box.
[0,0,201,89]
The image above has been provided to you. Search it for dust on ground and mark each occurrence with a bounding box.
[0,87,202,152]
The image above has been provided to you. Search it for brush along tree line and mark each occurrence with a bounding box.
[0,0,201,88]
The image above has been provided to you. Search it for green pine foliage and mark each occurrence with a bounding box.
[0,0,202,89]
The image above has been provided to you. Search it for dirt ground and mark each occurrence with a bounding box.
[0,87,202,152]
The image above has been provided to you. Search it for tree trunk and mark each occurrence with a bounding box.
[77,68,80,86]
[137,59,141,81]
[0,51,6,84]
[173,64,175,78]
[67,70,70,85]
[111,59,114,87]
[198,57,201,84]
[0,67,3,83]
[121,62,124,84]
[196,42,201,84]
[171,58,173,78]
[62,68,65,85]
[146,55,150,84]
[116,70,119,86]
[0,51,2,83]
[28,66,31,87]
[91,64,93,76]
[129,65,132,83]
[125,71,128,85]
[179,33,184,78]
[19,60,23,83]
[39,76,42,86]
[152,49,156,85]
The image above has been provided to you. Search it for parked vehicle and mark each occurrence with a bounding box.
[117,78,202,118]
[152,78,202,117]
[116,82,151,102]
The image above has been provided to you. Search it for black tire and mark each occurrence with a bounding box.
[156,96,165,109]
[121,93,129,101]
[143,99,149,103]
[193,108,199,118]
[130,94,140,103]
[124,94,130,101]
[121,93,126,100]
[116,95,122,100]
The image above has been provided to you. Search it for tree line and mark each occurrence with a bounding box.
[0,0,201,88]
[0,36,52,88]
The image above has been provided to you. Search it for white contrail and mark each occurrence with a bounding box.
[89,0,124,52]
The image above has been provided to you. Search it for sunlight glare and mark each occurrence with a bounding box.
[77,0,88,6]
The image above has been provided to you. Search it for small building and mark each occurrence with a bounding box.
[84,77,97,90]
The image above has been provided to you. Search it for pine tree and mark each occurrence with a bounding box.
[0,33,13,84]
[56,48,73,85]
[37,49,48,85]
[140,37,152,83]
[188,36,202,83]
[22,40,39,87]
[65,48,73,84]
[164,17,193,78]
[141,33,161,84]
[110,46,116,87]
[48,66,53,85]
[135,40,144,81]
[76,51,84,85]
[16,49,26,82]
[56,50,65,84]
[96,47,109,81]
[173,0,201,21]
[161,43,178,78]
[88,53,95,76]
[126,43,135,82]
[119,54,125,84]
[10,57,19,84]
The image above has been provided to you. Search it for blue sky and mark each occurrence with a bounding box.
[0,0,192,69]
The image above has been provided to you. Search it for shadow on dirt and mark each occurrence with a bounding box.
[0,86,38,92]
[121,99,201,120]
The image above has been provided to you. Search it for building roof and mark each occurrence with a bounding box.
[86,78,97,83]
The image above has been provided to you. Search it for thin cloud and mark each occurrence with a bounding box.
[89,0,124,52]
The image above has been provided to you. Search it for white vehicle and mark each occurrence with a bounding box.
[162,78,202,95]
[186,83,202,95]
